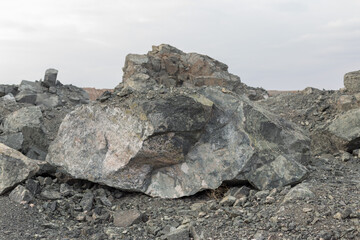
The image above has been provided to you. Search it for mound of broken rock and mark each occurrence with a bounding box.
[45,44,310,198]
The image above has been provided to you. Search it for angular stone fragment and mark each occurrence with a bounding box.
[282,183,315,204]
[113,209,143,227]
[312,108,360,154]
[0,132,23,150]
[0,143,42,194]
[2,106,42,133]
[9,185,34,204]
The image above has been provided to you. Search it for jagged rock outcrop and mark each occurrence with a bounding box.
[122,44,268,101]
[344,70,360,92]
[46,45,310,198]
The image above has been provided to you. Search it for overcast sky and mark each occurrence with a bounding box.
[1,0,359,90]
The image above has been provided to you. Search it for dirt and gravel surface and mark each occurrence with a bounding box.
[0,150,359,240]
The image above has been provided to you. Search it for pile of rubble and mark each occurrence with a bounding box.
[0,45,359,239]
[0,69,89,160]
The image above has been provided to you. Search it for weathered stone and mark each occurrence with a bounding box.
[43,68,58,87]
[282,183,315,204]
[122,44,268,100]
[0,143,42,195]
[0,132,23,150]
[219,196,236,206]
[25,179,41,195]
[80,191,94,212]
[163,228,190,240]
[344,70,360,92]
[113,209,143,227]
[9,185,34,204]
[2,106,42,133]
[46,46,310,198]
[40,189,62,200]
[0,84,18,97]
[35,93,60,108]
[312,108,360,153]
[225,186,251,199]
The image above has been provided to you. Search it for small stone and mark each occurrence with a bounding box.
[59,183,73,197]
[219,196,236,206]
[333,212,343,220]
[25,179,41,195]
[233,196,247,207]
[265,196,275,204]
[40,189,62,200]
[80,191,94,212]
[302,208,313,213]
[340,151,352,162]
[198,212,207,218]
[113,209,143,227]
[9,185,34,204]
[163,228,189,240]
[98,195,112,207]
[282,184,314,204]
[43,177,53,186]
[255,190,270,200]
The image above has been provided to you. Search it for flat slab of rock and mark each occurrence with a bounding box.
[0,143,42,194]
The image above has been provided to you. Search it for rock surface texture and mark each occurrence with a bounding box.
[344,70,360,92]
[0,69,89,160]
[46,45,310,198]
[0,143,43,194]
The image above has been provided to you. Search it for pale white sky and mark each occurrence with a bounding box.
[1,0,359,90]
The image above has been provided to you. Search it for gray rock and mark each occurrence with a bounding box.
[1,93,16,102]
[2,106,43,133]
[219,196,236,206]
[25,179,41,195]
[122,44,267,100]
[312,108,360,153]
[0,84,18,97]
[344,70,360,92]
[35,93,60,108]
[282,183,315,204]
[113,209,143,227]
[44,68,58,87]
[0,143,42,194]
[225,186,251,199]
[46,46,310,198]
[9,185,34,204]
[0,132,23,150]
[80,191,94,211]
[163,228,189,240]
[40,189,62,200]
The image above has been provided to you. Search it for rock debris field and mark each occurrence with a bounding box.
[0,45,359,240]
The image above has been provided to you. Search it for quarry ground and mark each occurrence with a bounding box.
[0,152,359,240]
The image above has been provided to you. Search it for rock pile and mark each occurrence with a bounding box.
[46,45,310,198]
[0,45,360,239]
[0,69,89,160]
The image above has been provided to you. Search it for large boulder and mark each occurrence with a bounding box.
[344,70,360,92]
[312,108,360,154]
[47,85,309,198]
[0,143,43,194]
